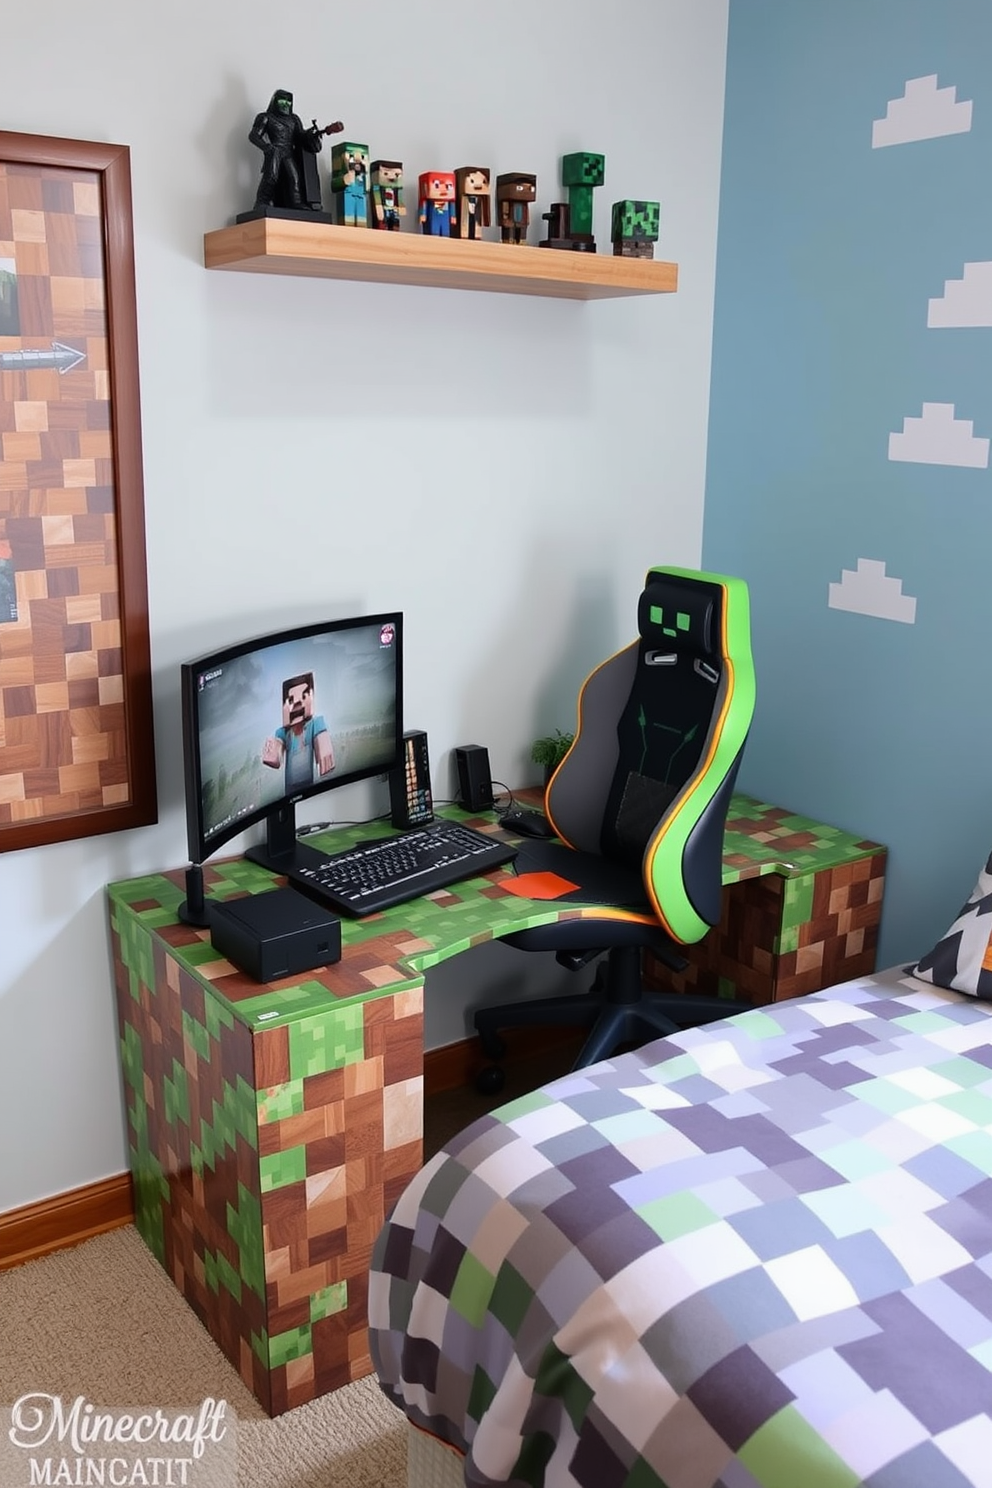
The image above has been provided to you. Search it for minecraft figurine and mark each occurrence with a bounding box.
[560,151,605,250]
[242,89,343,222]
[331,140,370,227]
[538,201,593,252]
[418,172,457,236]
[370,160,407,230]
[454,166,492,240]
[495,173,537,244]
[262,673,334,790]
[611,199,660,258]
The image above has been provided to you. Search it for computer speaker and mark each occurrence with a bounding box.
[389,729,434,829]
[455,744,494,812]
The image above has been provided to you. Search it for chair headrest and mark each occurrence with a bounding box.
[638,575,716,658]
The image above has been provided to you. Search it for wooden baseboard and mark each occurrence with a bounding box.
[0,1030,572,1270]
[0,1172,134,1273]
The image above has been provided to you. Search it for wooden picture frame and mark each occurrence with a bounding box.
[0,131,156,852]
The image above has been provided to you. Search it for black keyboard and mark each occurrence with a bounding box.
[287,820,518,917]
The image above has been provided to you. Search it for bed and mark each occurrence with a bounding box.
[368,962,992,1488]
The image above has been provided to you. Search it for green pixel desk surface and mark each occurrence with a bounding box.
[106,795,885,1415]
[108,795,884,1031]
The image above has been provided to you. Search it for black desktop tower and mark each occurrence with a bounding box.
[389,729,434,829]
[455,744,494,812]
[209,887,341,982]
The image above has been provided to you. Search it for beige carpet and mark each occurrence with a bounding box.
[0,1224,407,1487]
[0,1059,574,1486]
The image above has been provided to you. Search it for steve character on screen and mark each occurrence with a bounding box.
[262,672,334,790]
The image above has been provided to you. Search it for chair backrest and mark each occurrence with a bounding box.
[545,565,755,944]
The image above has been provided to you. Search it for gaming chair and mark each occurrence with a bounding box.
[474,564,756,1085]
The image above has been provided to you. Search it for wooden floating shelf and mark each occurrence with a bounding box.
[203,217,678,301]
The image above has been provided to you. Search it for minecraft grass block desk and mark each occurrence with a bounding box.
[107,797,885,1416]
[109,813,653,1417]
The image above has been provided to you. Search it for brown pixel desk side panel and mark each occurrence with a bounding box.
[110,902,423,1416]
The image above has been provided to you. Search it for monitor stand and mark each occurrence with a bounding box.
[245,802,330,878]
[178,864,211,929]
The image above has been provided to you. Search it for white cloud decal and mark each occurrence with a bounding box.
[928,262,992,328]
[888,403,989,468]
[872,75,972,148]
[828,560,917,624]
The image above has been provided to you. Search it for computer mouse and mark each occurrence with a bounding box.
[501,808,554,839]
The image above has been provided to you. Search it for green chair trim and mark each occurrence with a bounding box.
[643,567,756,944]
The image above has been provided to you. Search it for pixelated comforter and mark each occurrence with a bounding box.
[368,966,992,1487]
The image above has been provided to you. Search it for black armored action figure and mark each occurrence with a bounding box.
[246,89,343,218]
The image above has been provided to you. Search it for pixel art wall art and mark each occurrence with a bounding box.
[0,132,155,852]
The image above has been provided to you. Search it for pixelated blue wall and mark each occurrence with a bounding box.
[703,0,992,964]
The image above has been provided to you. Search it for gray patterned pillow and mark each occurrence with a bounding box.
[912,850,992,999]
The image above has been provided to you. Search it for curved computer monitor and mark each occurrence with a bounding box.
[179,612,402,922]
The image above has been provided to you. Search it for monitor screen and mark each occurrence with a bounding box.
[181,612,402,872]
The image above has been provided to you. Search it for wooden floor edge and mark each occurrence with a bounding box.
[0,1172,134,1272]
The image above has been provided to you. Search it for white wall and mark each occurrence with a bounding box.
[0,0,729,1212]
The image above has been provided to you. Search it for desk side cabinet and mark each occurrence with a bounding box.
[646,796,887,1002]
[109,879,424,1416]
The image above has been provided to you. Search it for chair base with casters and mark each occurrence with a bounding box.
[474,939,748,1094]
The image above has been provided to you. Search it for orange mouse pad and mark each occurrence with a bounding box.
[504,870,580,900]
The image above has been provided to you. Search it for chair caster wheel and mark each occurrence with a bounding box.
[475,1064,506,1097]
[476,1030,506,1061]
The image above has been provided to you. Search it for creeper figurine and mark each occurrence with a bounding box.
[418,171,457,236]
[611,199,660,258]
[331,140,370,227]
[561,151,605,250]
[370,160,406,230]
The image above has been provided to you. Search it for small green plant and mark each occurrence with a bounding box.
[530,728,575,773]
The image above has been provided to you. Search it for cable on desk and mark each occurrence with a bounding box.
[491,781,520,820]
[297,812,392,837]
